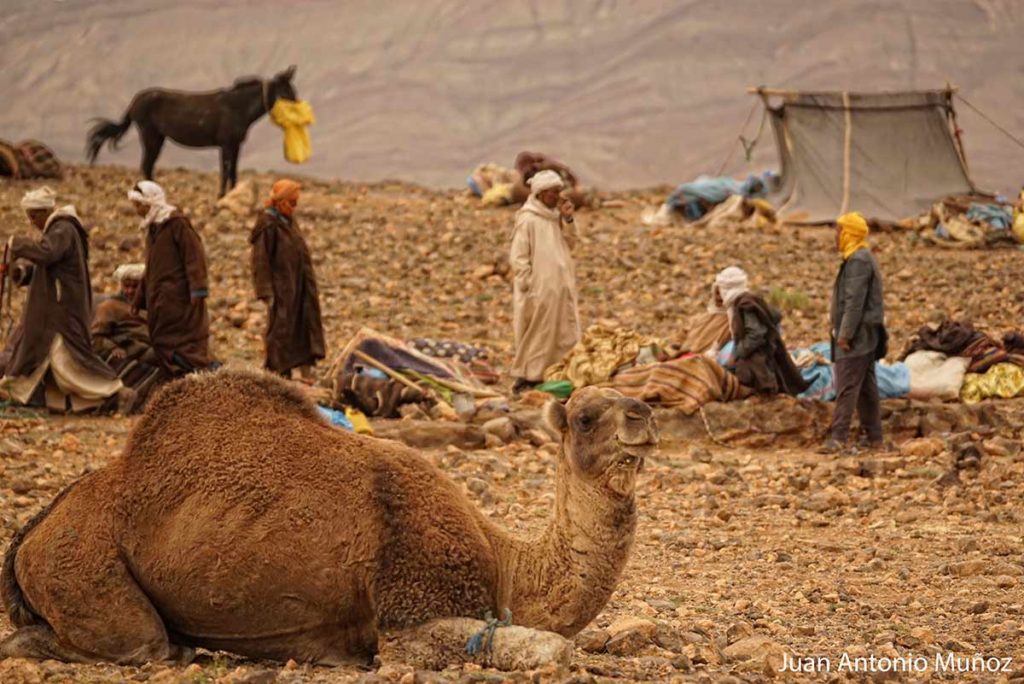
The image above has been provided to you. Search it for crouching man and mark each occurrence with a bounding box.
[0,187,134,413]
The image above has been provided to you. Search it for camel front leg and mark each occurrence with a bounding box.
[377,617,572,671]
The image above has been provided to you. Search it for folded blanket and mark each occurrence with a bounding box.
[608,355,750,415]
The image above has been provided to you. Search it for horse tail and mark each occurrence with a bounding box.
[85,110,133,164]
[1,479,81,627]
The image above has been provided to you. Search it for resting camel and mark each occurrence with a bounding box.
[1,371,657,669]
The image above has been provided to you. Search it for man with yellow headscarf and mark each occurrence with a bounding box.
[822,212,888,454]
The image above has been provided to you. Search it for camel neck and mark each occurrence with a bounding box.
[497,458,637,636]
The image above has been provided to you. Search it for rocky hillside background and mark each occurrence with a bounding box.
[2,0,1022,191]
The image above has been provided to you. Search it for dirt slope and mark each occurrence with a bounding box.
[2,0,1022,191]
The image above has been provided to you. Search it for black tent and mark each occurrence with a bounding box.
[754,88,979,223]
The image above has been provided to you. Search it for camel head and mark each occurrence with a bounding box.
[544,387,658,498]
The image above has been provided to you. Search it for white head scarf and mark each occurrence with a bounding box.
[528,170,564,195]
[21,186,57,210]
[713,266,750,322]
[113,263,145,282]
[128,180,177,229]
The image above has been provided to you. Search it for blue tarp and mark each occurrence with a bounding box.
[666,174,769,220]
[966,203,1012,230]
[717,341,910,401]
[795,343,909,401]
[317,405,354,430]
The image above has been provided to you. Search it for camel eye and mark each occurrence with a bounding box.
[576,412,595,430]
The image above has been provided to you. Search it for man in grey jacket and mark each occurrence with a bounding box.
[822,212,887,454]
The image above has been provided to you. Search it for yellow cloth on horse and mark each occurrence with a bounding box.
[960,362,1024,404]
[270,99,315,164]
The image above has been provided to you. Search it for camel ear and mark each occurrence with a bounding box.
[543,400,568,436]
[282,65,297,81]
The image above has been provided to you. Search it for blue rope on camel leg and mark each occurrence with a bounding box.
[465,608,513,656]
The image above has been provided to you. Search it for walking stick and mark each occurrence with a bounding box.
[0,238,11,345]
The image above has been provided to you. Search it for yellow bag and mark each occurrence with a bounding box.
[1013,191,1024,243]
[270,99,314,164]
[344,406,373,435]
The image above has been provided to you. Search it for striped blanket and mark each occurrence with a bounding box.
[608,354,750,415]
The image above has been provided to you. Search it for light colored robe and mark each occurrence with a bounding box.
[509,196,581,381]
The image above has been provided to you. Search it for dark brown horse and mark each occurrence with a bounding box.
[86,66,298,196]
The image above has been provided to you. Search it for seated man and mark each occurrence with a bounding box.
[92,264,153,365]
[716,266,808,396]
[0,187,133,413]
[673,270,735,356]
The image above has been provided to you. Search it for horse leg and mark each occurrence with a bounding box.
[140,129,165,181]
[218,147,230,197]
[227,144,241,193]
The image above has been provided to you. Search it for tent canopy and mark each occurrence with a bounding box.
[754,88,978,223]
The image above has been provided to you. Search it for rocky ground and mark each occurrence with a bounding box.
[1,166,1023,683]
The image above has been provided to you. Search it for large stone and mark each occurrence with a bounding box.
[482,417,517,443]
[726,621,754,645]
[216,179,258,216]
[721,635,787,673]
[607,616,658,639]
[605,629,650,657]
[377,618,572,671]
[900,437,945,459]
[948,560,987,578]
[603,617,658,656]
[375,421,486,450]
[575,628,610,653]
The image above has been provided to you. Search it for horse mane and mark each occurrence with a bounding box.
[231,77,263,91]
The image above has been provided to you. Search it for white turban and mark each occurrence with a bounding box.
[714,266,749,309]
[527,170,564,195]
[128,180,176,229]
[113,263,145,282]
[21,186,57,210]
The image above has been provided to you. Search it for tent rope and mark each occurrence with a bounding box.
[955,93,1024,151]
[716,98,760,175]
[739,108,769,162]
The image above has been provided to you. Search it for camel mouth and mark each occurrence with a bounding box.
[617,439,657,466]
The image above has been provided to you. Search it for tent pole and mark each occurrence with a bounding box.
[945,88,974,186]
[839,91,852,215]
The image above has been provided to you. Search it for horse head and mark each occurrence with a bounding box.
[269,66,298,105]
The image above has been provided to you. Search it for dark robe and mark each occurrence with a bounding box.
[250,209,325,374]
[91,295,164,404]
[134,214,212,375]
[730,293,809,396]
[91,295,152,362]
[4,213,116,382]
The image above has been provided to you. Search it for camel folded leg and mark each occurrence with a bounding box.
[0,624,193,664]
[377,618,572,671]
[11,504,191,665]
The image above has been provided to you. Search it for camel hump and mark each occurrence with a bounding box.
[138,369,323,431]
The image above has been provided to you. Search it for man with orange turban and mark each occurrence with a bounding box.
[250,180,324,379]
[822,212,888,454]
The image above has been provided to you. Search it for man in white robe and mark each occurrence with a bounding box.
[508,170,581,394]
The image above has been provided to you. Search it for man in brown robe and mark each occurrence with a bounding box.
[92,263,165,405]
[250,179,325,379]
[128,181,213,376]
[0,187,132,413]
[509,170,580,394]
